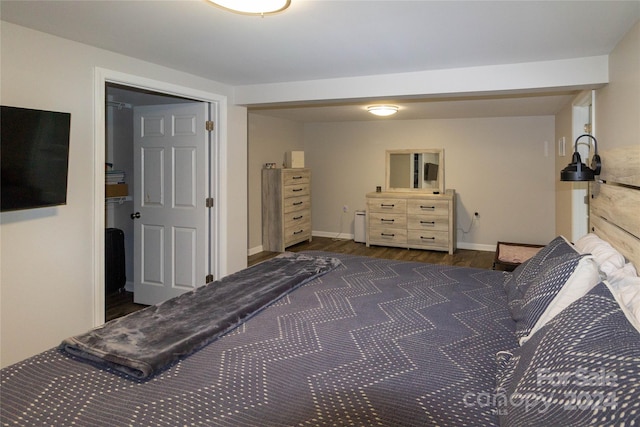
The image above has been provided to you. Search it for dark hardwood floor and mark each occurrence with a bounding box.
[105,290,148,322]
[249,236,495,269]
[106,237,496,321]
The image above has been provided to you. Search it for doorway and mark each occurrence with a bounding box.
[570,90,594,242]
[95,69,226,325]
[105,84,208,317]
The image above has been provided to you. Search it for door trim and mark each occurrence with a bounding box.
[93,67,227,327]
[570,89,594,242]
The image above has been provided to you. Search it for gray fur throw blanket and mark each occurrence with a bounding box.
[60,252,341,379]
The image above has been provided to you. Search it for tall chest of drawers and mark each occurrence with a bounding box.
[262,168,312,252]
[366,190,456,254]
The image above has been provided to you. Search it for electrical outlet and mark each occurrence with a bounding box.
[343,205,348,213]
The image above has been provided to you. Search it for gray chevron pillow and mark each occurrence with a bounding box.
[513,252,599,344]
[504,236,580,317]
[496,282,640,426]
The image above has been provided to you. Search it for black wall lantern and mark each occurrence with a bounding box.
[560,134,602,182]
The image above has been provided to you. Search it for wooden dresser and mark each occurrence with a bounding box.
[262,168,312,252]
[366,190,456,254]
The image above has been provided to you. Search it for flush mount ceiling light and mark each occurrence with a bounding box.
[206,0,291,15]
[367,105,399,117]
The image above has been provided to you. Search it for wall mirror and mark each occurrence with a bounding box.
[386,149,444,193]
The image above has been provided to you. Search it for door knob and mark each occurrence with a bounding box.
[131,212,141,219]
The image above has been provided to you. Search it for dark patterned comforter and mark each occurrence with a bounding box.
[1,252,517,426]
[60,252,341,379]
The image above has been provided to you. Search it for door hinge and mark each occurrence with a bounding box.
[205,120,214,131]
[206,197,214,208]
[206,274,214,284]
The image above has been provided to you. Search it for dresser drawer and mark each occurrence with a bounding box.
[283,183,310,198]
[282,170,310,186]
[262,168,312,252]
[368,198,407,214]
[365,190,456,254]
[407,230,449,249]
[284,221,311,246]
[283,195,310,214]
[407,216,449,232]
[369,212,407,228]
[407,199,449,217]
[368,226,407,246]
[284,210,310,227]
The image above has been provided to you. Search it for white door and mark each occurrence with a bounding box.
[132,102,211,305]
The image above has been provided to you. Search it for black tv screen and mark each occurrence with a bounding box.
[1,106,71,212]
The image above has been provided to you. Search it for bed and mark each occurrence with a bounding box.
[1,147,639,426]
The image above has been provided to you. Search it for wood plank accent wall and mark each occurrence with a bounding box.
[591,183,640,240]
[590,145,640,269]
[591,216,640,271]
[598,145,640,187]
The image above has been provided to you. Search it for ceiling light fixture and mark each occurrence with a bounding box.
[367,105,399,117]
[206,0,291,15]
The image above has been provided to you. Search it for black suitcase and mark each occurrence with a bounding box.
[105,228,126,294]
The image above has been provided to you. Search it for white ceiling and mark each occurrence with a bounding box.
[3,0,639,121]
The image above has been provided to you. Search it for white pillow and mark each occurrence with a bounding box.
[605,273,640,332]
[617,262,638,277]
[519,256,601,344]
[574,233,626,277]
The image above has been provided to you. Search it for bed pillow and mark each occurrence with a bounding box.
[616,262,638,278]
[504,236,579,315]
[607,271,640,326]
[496,282,640,426]
[574,233,626,277]
[513,252,600,344]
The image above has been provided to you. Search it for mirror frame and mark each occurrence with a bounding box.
[385,149,444,193]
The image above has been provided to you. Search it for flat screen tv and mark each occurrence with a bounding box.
[1,106,71,212]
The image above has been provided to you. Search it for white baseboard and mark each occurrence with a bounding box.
[248,234,495,255]
[313,231,495,252]
[248,245,264,256]
[312,231,354,240]
[248,233,355,257]
[456,242,496,252]
[124,281,134,293]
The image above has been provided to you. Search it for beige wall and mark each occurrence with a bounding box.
[554,101,574,238]
[247,113,304,252]
[554,21,639,240]
[596,20,640,150]
[248,114,557,251]
[303,117,556,249]
[0,23,247,367]
[3,17,636,368]
[248,20,640,252]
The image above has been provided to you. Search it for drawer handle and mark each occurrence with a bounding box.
[292,201,303,206]
[380,203,395,208]
[420,205,436,210]
[380,218,395,223]
[292,188,303,192]
[293,229,304,235]
[420,236,436,240]
[292,176,303,180]
[420,221,435,225]
[380,233,395,237]
[293,215,303,220]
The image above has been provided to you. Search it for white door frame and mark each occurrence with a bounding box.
[570,90,594,242]
[93,67,227,326]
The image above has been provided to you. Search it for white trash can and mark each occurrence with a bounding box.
[354,210,366,243]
